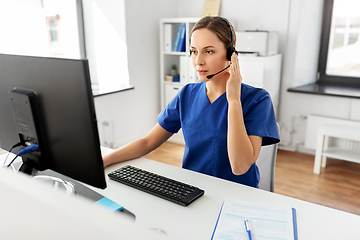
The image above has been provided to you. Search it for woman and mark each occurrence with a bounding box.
[103,16,279,188]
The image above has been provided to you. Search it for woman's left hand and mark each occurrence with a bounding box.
[226,52,242,102]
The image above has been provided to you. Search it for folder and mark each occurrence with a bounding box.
[173,24,183,52]
[188,56,198,83]
[180,55,189,84]
[164,24,172,52]
[177,23,186,52]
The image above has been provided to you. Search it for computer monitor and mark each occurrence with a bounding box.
[0,53,106,189]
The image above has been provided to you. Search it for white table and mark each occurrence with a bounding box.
[97,147,360,240]
[314,122,360,174]
[1,148,360,239]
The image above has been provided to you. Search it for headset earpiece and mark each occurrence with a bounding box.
[215,16,236,61]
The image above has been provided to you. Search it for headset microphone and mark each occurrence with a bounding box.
[206,64,231,79]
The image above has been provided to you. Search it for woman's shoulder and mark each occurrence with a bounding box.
[183,82,203,90]
[178,82,204,96]
[241,83,270,100]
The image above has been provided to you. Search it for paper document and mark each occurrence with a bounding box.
[212,199,298,240]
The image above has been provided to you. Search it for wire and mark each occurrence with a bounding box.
[17,143,39,156]
[6,143,39,168]
[6,155,19,168]
[2,142,22,167]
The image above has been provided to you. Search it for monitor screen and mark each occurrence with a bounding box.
[0,53,106,189]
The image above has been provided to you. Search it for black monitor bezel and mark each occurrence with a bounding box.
[0,53,106,189]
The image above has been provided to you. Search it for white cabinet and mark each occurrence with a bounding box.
[164,83,182,105]
[239,54,282,115]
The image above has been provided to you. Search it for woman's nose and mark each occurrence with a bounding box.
[195,53,204,66]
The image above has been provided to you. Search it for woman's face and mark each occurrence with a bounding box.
[190,28,229,82]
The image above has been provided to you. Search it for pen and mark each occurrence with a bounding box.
[244,217,252,240]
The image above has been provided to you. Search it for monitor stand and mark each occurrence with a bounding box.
[17,159,75,195]
[33,175,75,195]
[14,161,135,221]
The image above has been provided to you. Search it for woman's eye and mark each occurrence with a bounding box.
[190,50,197,55]
[205,50,213,54]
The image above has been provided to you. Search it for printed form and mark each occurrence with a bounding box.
[212,198,297,240]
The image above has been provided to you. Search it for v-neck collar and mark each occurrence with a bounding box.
[202,82,226,105]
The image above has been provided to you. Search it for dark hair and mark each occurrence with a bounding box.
[190,16,236,50]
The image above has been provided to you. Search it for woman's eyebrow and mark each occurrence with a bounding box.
[190,45,216,49]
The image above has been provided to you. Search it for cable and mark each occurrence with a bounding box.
[6,155,19,168]
[16,143,39,156]
[2,142,22,167]
[6,143,39,168]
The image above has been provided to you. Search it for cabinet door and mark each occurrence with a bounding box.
[164,84,182,106]
[239,58,264,88]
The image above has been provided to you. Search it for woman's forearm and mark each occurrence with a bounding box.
[102,123,173,167]
[227,100,261,175]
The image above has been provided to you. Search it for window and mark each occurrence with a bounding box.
[49,21,58,42]
[0,0,84,59]
[318,0,360,86]
[43,0,85,59]
[82,0,130,95]
[0,0,131,95]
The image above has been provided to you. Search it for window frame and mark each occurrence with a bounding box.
[318,0,360,87]
[76,0,86,59]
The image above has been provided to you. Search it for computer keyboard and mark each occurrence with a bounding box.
[108,165,205,206]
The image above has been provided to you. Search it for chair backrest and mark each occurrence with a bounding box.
[256,123,280,192]
[256,143,278,192]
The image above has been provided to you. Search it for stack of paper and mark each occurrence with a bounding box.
[212,198,298,240]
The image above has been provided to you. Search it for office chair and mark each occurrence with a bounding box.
[256,143,279,192]
[256,123,280,192]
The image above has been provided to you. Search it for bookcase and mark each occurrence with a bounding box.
[159,18,200,144]
[159,18,200,109]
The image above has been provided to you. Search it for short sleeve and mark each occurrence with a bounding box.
[243,89,280,146]
[157,92,182,134]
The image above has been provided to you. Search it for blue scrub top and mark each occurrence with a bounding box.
[157,82,280,188]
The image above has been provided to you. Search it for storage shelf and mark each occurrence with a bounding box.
[163,51,188,56]
[164,81,185,86]
[323,147,360,164]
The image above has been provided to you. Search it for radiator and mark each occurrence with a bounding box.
[305,114,360,151]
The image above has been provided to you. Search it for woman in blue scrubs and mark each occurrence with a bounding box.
[103,16,280,188]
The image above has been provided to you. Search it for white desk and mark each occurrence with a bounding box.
[1,148,360,239]
[97,147,360,239]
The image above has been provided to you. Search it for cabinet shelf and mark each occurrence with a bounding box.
[163,51,188,56]
[323,147,360,164]
[164,81,184,86]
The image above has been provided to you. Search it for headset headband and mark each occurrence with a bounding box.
[214,16,236,61]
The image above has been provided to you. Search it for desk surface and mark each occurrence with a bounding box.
[1,148,360,239]
[95,147,360,240]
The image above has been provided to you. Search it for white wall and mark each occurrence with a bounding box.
[95,0,360,154]
[94,0,177,148]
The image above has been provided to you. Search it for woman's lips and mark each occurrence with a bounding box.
[197,70,208,75]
